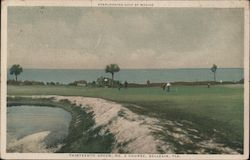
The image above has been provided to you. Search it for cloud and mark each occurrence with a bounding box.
[7,7,244,69]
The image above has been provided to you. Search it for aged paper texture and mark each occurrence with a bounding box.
[1,0,249,159]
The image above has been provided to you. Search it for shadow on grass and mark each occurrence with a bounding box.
[123,102,243,154]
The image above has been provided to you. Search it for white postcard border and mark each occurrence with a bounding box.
[1,0,249,160]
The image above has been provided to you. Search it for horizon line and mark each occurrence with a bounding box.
[7,67,244,70]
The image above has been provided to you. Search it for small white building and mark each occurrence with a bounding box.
[76,80,87,87]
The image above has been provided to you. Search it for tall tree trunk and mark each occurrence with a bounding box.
[15,75,17,82]
[214,72,216,82]
[111,73,114,87]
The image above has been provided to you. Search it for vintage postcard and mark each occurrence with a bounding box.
[1,0,249,159]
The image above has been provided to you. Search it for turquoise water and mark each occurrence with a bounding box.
[7,105,72,145]
[7,68,243,84]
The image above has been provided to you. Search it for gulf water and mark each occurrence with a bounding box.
[7,68,243,84]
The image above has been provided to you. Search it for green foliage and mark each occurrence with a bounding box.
[68,80,87,86]
[7,80,45,86]
[9,64,23,81]
[105,64,120,75]
[105,64,120,87]
[57,100,115,153]
[96,76,121,88]
[211,64,218,81]
[211,64,217,73]
[238,78,244,84]
[97,76,112,87]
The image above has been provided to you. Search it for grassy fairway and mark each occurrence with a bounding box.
[8,84,244,153]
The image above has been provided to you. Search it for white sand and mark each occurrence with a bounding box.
[52,96,173,153]
[197,139,239,154]
[7,131,53,153]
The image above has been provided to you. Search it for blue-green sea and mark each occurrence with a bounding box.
[7,68,243,84]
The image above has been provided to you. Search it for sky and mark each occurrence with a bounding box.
[7,7,244,69]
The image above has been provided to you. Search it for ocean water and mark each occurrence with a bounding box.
[7,68,243,84]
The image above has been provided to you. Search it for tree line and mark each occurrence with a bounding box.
[9,63,218,83]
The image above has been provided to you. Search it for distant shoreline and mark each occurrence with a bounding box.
[7,80,243,88]
[6,67,244,70]
[7,68,243,85]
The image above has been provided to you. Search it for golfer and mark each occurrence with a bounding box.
[167,82,171,92]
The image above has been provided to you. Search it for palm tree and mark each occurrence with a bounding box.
[211,64,217,81]
[10,64,23,81]
[105,64,120,87]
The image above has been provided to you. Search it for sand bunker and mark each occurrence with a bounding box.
[52,96,173,153]
[7,131,53,153]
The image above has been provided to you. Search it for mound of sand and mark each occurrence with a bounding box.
[53,96,173,153]
[7,131,52,153]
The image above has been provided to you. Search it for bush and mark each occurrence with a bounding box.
[7,80,45,86]
[68,80,87,86]
[23,80,45,85]
[238,78,244,84]
[7,80,21,85]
